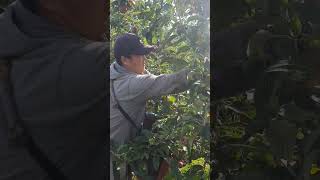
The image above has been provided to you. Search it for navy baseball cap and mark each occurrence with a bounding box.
[114,33,155,61]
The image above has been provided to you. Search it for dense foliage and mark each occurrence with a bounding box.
[212,0,320,180]
[110,0,210,179]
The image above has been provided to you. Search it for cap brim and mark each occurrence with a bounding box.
[132,45,155,55]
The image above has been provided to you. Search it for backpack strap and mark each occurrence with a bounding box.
[0,59,67,180]
[111,79,141,131]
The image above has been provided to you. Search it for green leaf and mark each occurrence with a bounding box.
[167,95,176,103]
[176,45,190,53]
[186,15,200,24]
[297,130,305,140]
[310,164,320,175]
[290,15,302,36]
[220,126,245,139]
[179,157,205,174]
[300,150,320,180]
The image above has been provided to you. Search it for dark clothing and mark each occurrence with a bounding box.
[0,1,108,180]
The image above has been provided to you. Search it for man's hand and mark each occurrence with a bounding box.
[186,57,209,83]
[187,70,202,83]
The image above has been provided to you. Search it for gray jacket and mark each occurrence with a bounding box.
[110,61,190,179]
[110,61,190,144]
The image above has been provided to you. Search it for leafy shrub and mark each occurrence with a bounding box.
[212,0,320,179]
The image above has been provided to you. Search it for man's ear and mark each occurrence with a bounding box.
[120,56,128,66]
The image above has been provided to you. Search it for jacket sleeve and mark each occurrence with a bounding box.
[128,68,190,101]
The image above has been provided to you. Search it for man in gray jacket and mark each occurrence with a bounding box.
[110,33,195,179]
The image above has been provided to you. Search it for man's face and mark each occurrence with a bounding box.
[122,55,146,74]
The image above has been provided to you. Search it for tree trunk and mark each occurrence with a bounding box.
[156,160,170,180]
